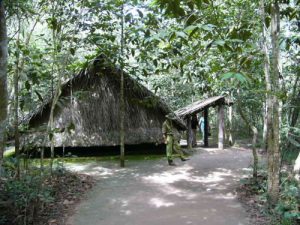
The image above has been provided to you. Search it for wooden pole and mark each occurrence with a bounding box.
[186,116,192,149]
[228,105,233,146]
[120,2,125,167]
[218,105,225,150]
[204,108,209,147]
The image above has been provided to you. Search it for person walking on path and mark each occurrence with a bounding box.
[198,113,205,142]
[162,113,188,166]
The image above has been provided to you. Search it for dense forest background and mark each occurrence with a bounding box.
[0,0,299,224]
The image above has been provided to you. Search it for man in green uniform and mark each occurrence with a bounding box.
[162,113,188,166]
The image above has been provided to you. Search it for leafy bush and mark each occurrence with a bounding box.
[239,167,300,225]
[0,174,54,225]
[275,177,300,224]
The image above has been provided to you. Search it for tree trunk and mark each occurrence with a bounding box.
[228,105,233,146]
[260,0,271,153]
[48,86,61,173]
[204,108,209,147]
[267,0,281,206]
[120,3,125,167]
[48,2,61,174]
[14,15,21,178]
[186,116,192,149]
[237,106,258,181]
[218,105,224,150]
[262,103,268,151]
[0,0,8,175]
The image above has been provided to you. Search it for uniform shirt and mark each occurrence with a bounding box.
[162,119,181,140]
[162,119,173,135]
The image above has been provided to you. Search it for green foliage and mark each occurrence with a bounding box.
[221,72,250,84]
[240,169,300,225]
[274,176,300,224]
[0,173,54,225]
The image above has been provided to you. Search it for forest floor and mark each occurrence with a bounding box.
[64,145,268,225]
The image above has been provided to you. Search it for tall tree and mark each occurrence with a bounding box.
[267,0,281,206]
[13,5,21,178]
[260,0,271,152]
[0,0,8,175]
[119,2,125,167]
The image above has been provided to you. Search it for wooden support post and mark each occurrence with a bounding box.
[218,105,225,150]
[204,108,209,147]
[228,105,233,146]
[186,116,192,149]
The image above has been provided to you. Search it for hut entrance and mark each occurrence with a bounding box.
[175,96,232,150]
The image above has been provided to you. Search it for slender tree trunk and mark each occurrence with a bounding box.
[120,3,125,167]
[48,1,60,174]
[262,103,268,151]
[228,105,233,146]
[14,14,21,178]
[47,1,81,173]
[237,106,258,181]
[48,88,61,173]
[260,0,271,153]
[218,105,224,150]
[204,108,209,147]
[267,0,281,206]
[0,0,8,175]
[252,126,258,179]
[186,116,192,149]
[40,147,44,174]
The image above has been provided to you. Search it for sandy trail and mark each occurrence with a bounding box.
[67,147,252,225]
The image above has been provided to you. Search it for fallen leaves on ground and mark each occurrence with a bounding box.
[236,176,271,225]
[39,172,95,225]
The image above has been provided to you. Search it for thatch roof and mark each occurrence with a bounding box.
[23,54,186,148]
[175,96,230,119]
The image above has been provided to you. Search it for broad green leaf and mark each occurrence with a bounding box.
[202,24,216,31]
[214,40,225,46]
[184,25,198,33]
[221,72,249,84]
[176,31,187,39]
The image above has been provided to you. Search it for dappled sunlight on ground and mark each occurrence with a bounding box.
[143,165,194,184]
[149,198,175,208]
[141,164,247,202]
[66,162,127,178]
[68,147,253,225]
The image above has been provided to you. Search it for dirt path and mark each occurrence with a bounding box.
[67,147,253,225]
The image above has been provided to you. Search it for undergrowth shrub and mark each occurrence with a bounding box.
[239,165,299,225]
[0,172,54,225]
[0,158,66,225]
[275,175,300,224]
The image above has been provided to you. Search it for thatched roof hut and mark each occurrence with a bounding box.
[24,55,186,148]
[175,96,226,119]
[175,96,233,149]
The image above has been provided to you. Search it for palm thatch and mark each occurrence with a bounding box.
[23,55,186,148]
[175,96,231,119]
